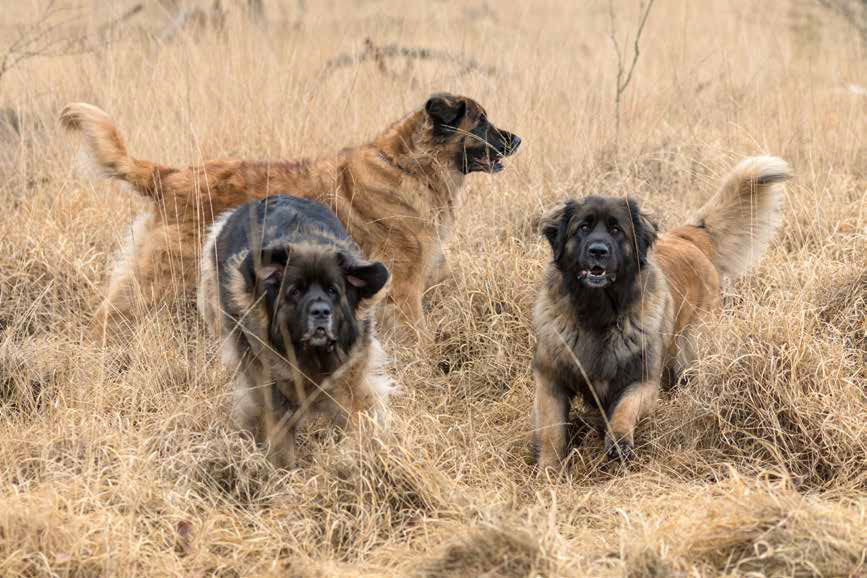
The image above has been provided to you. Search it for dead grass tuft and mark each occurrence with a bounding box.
[417,521,550,578]
[687,301,866,491]
[625,475,867,576]
[307,437,458,560]
[0,333,74,414]
[815,267,867,355]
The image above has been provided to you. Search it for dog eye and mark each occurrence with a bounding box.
[288,286,301,298]
[579,224,591,233]
[327,286,338,297]
[610,226,622,235]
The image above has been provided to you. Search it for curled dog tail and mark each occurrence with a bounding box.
[686,155,791,280]
[60,103,163,198]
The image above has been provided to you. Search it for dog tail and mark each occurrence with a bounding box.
[686,155,791,280]
[60,103,163,198]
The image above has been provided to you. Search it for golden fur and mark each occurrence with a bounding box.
[60,94,519,342]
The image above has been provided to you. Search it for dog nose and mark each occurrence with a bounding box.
[309,301,331,320]
[509,134,521,152]
[588,242,609,258]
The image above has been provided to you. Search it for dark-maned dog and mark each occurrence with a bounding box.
[198,194,393,467]
[531,156,791,468]
[60,93,520,342]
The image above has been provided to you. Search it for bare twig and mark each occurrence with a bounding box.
[608,0,657,144]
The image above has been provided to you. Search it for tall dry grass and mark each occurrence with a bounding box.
[0,0,865,575]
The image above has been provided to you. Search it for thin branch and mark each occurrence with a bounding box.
[620,0,657,95]
[608,0,624,90]
[608,0,657,144]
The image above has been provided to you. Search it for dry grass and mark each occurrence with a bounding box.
[1,0,865,576]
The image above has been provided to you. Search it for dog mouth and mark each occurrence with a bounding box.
[471,153,505,173]
[579,266,615,288]
[302,326,336,349]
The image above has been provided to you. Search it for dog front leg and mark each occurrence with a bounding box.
[266,426,298,470]
[261,385,300,469]
[385,270,429,346]
[532,373,571,472]
[424,243,450,289]
[604,380,659,460]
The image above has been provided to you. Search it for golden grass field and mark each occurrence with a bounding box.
[1,0,865,575]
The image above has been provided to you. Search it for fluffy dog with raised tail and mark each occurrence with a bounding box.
[531,156,791,470]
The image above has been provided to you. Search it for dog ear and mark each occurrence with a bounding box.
[627,199,658,267]
[338,253,390,300]
[538,200,576,263]
[241,246,291,291]
[425,94,466,128]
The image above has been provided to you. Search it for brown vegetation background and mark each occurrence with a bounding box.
[0,0,865,575]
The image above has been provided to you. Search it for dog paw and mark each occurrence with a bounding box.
[533,454,564,478]
[604,435,634,461]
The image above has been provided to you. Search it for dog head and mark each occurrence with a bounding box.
[423,92,521,174]
[539,196,657,290]
[243,245,389,353]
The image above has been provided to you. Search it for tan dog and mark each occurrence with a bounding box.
[532,156,791,468]
[60,94,520,341]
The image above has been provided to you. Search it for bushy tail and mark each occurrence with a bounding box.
[686,155,791,280]
[60,103,162,198]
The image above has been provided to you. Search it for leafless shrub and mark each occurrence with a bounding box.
[324,38,496,81]
[817,0,867,44]
[607,0,657,144]
[0,1,91,87]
